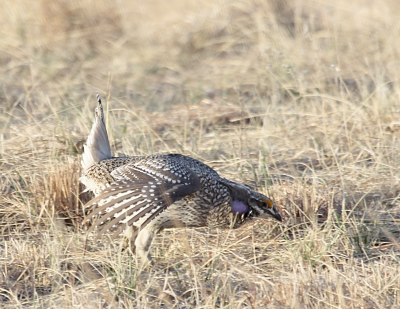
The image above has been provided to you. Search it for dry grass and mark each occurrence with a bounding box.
[1,0,400,307]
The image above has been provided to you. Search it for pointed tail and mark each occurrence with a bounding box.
[81,93,112,171]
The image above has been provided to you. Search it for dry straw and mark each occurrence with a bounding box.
[1,0,400,307]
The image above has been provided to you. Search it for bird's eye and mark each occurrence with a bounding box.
[262,199,273,208]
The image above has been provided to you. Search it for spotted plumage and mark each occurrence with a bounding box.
[81,94,282,264]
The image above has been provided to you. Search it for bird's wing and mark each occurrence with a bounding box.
[83,158,201,241]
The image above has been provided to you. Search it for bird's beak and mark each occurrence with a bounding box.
[273,212,282,222]
[264,207,282,222]
[262,199,282,222]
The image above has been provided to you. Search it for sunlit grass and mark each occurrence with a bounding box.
[1,0,400,307]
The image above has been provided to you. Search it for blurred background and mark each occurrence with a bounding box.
[2,0,399,118]
[2,0,400,179]
[1,0,400,307]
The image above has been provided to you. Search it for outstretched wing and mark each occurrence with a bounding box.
[84,158,201,241]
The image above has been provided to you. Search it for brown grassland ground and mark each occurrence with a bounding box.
[1,0,400,307]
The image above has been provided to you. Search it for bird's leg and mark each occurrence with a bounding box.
[135,227,155,266]
[121,226,154,266]
[121,226,139,254]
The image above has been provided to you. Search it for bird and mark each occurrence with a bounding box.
[80,94,282,265]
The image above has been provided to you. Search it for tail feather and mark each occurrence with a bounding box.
[81,94,112,171]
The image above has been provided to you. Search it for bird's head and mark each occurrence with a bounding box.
[226,181,282,222]
[247,191,282,221]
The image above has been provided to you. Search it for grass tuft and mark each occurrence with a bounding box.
[1,0,400,307]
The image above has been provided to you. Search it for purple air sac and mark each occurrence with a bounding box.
[231,200,249,214]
